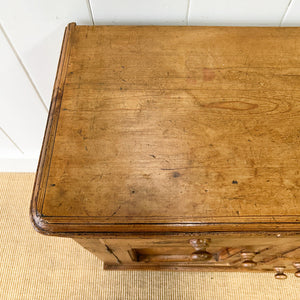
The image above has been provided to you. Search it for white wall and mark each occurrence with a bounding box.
[0,0,299,171]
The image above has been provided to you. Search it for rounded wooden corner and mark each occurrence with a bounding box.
[67,22,77,29]
[29,203,52,236]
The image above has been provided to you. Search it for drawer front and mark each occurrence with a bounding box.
[130,239,244,265]
[75,234,300,274]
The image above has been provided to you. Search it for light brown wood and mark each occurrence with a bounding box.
[274,266,288,279]
[92,234,300,272]
[30,24,300,274]
[240,252,257,268]
[293,262,300,277]
[74,238,120,264]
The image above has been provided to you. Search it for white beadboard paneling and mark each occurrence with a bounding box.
[91,0,189,25]
[0,129,37,171]
[0,128,22,158]
[0,28,47,160]
[282,0,300,26]
[0,0,93,108]
[188,0,291,26]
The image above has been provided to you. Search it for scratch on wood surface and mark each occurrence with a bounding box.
[104,244,121,264]
[161,166,201,171]
[111,205,121,217]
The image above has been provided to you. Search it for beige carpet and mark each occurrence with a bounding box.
[0,173,299,300]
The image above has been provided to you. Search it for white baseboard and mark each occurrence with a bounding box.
[0,158,38,172]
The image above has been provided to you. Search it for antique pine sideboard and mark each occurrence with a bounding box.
[30,23,300,278]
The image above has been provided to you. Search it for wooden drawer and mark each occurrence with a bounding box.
[74,234,300,274]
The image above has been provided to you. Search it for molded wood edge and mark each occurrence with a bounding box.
[29,205,52,235]
[29,22,76,236]
[26,218,300,237]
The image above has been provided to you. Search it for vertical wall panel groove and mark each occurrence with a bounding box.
[280,0,294,25]
[186,0,191,25]
[86,0,95,25]
[0,127,23,154]
[281,0,300,26]
[0,24,48,112]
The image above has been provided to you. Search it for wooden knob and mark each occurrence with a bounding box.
[241,252,257,268]
[190,239,212,261]
[293,262,300,278]
[274,266,287,279]
[191,250,212,261]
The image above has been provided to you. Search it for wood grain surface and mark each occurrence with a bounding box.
[31,24,300,235]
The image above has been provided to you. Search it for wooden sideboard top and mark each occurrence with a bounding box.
[31,23,300,235]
